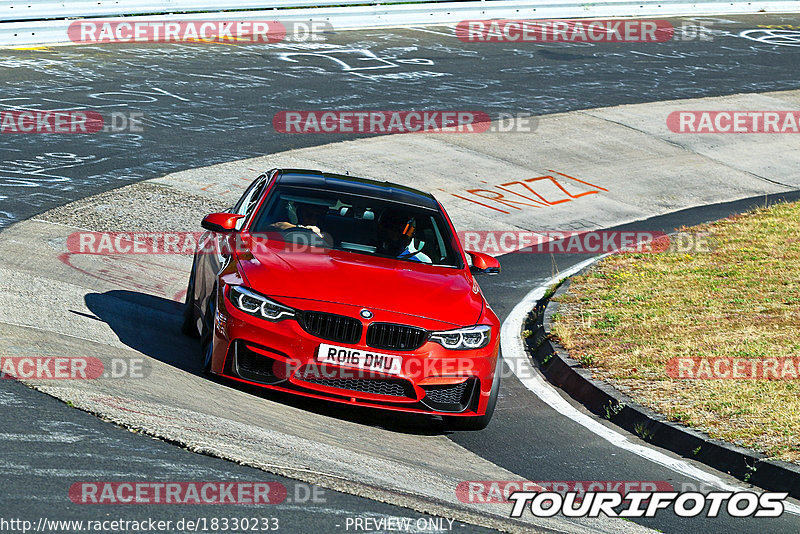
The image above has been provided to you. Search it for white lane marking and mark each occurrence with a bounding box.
[407,26,456,37]
[501,257,800,515]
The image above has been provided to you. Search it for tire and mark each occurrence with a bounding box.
[199,288,216,375]
[181,262,200,338]
[445,358,501,431]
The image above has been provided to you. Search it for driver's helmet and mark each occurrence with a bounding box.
[377,209,416,255]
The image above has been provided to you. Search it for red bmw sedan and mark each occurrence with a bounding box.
[182,169,501,429]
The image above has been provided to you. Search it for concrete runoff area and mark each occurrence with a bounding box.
[1,89,799,531]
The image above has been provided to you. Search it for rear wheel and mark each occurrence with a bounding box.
[445,359,501,431]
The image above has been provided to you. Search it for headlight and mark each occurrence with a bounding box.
[430,325,491,350]
[228,285,295,321]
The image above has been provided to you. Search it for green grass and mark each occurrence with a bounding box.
[551,201,800,463]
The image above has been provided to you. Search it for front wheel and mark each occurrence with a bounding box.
[199,289,216,375]
[181,261,200,338]
[445,359,501,431]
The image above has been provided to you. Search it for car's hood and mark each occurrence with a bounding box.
[237,243,482,327]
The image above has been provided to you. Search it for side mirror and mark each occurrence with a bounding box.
[201,213,245,233]
[467,251,500,275]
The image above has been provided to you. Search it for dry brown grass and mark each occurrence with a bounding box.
[551,201,800,462]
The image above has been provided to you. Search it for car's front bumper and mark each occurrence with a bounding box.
[209,295,499,416]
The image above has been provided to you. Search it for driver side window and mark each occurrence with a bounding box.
[233,173,270,230]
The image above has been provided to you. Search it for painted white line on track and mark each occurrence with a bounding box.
[407,26,457,37]
[500,256,800,516]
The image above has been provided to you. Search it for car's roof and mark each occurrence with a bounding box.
[274,169,440,210]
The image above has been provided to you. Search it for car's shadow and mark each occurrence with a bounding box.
[85,290,451,436]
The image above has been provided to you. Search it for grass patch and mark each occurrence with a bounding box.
[551,201,800,463]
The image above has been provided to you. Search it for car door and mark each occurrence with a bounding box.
[194,171,274,320]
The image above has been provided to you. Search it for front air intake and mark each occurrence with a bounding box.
[299,311,362,344]
[366,323,428,351]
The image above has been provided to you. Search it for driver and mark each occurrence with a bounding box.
[376,210,431,263]
[270,203,327,237]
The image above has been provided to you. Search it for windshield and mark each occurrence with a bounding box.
[250,186,462,268]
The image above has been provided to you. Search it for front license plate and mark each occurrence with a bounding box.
[316,343,402,376]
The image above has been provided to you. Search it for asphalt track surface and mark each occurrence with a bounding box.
[2,12,800,534]
[2,14,800,229]
[0,378,492,533]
